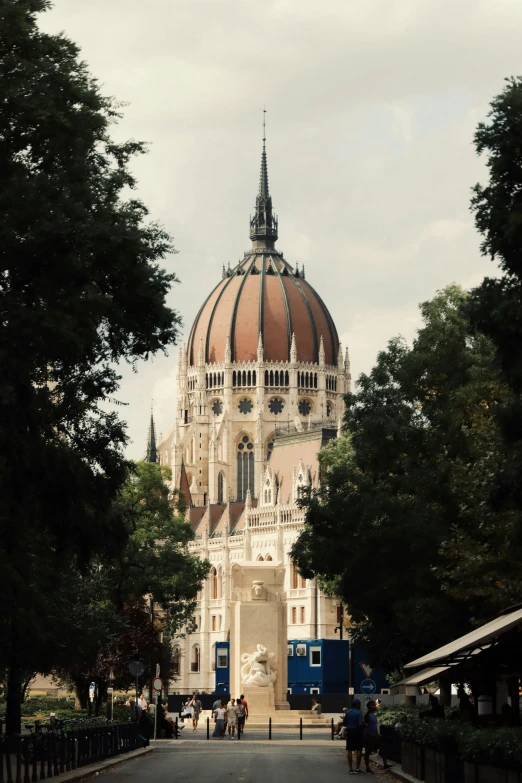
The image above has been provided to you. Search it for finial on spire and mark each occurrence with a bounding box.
[257,332,264,362]
[222,263,226,279]
[301,264,305,280]
[225,335,231,364]
[145,405,158,463]
[250,110,278,250]
[290,332,297,363]
[319,335,325,366]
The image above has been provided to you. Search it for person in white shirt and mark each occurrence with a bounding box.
[227,699,239,738]
[138,693,148,712]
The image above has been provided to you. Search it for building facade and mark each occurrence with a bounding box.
[157,135,351,695]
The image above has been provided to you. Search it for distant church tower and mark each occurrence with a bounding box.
[145,410,158,464]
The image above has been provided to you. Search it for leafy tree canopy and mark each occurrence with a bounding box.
[0,0,180,732]
[292,286,520,670]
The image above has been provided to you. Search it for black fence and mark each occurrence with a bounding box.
[0,723,143,783]
[168,693,355,714]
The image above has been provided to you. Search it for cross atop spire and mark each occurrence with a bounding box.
[250,110,278,250]
[145,404,158,464]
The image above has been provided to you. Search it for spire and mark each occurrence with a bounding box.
[224,335,231,364]
[337,342,344,369]
[290,332,297,363]
[257,332,264,362]
[319,335,325,366]
[249,109,278,250]
[345,345,351,374]
[145,406,158,464]
[198,337,205,366]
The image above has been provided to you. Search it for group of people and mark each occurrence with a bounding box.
[339,698,391,775]
[130,694,183,741]
[212,696,248,739]
[179,693,249,738]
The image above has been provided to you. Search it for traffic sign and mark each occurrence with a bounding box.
[129,660,145,677]
[359,663,374,679]
[152,676,163,693]
[360,679,377,695]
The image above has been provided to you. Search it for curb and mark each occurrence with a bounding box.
[369,754,417,783]
[46,746,154,783]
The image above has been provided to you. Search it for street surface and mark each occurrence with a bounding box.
[96,738,395,783]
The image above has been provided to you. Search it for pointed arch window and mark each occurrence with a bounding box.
[237,435,255,501]
[191,645,200,672]
[217,471,225,503]
[210,566,218,599]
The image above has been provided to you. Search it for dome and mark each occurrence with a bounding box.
[187,254,339,366]
[187,132,339,366]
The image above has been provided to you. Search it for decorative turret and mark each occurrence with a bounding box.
[337,342,344,369]
[224,336,231,364]
[290,332,297,363]
[319,335,325,366]
[257,332,264,362]
[198,338,205,367]
[145,409,158,464]
[249,111,278,250]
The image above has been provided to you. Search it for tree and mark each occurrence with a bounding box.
[470,76,522,513]
[53,462,210,707]
[0,1,180,732]
[292,286,517,670]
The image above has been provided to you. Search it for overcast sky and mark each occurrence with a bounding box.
[40,0,518,460]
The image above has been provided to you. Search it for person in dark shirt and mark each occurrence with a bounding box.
[343,698,365,774]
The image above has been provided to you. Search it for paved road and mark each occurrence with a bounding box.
[98,740,394,783]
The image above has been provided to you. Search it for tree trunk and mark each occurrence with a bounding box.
[21,672,36,703]
[74,679,90,710]
[6,665,22,735]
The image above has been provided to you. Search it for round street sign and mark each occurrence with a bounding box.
[129,660,145,677]
[152,676,163,693]
[360,679,377,695]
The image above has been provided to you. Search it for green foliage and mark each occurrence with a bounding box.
[0,0,181,733]
[292,285,519,669]
[399,719,522,770]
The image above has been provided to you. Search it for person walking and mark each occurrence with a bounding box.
[138,692,148,712]
[227,698,238,738]
[213,701,227,739]
[191,694,202,732]
[363,700,390,772]
[236,697,246,737]
[239,694,249,731]
[343,698,365,775]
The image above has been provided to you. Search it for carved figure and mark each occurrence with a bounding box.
[240,644,277,687]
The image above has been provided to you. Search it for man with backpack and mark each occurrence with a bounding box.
[236,697,246,737]
[343,698,365,775]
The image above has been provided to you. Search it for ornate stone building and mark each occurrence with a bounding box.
[157,135,350,695]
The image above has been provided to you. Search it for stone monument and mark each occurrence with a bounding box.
[229,563,289,713]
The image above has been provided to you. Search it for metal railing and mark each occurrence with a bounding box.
[0,722,142,783]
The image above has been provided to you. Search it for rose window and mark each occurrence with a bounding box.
[238,398,253,415]
[268,398,284,415]
[298,399,312,416]
[212,400,223,416]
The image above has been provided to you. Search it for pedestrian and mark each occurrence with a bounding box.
[227,698,238,738]
[191,693,202,732]
[182,697,193,724]
[240,693,249,730]
[213,700,227,739]
[363,700,390,772]
[138,692,148,712]
[129,698,141,723]
[311,698,322,715]
[343,697,365,775]
[213,696,222,711]
[236,696,246,737]
[335,707,348,738]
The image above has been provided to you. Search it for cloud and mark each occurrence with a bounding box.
[37,0,512,458]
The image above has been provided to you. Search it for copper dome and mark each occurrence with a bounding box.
[187,132,339,366]
[187,254,339,366]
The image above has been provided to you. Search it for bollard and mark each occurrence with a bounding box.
[206,717,210,740]
[269,717,271,741]
[300,717,302,740]
[331,718,334,741]
[175,718,178,740]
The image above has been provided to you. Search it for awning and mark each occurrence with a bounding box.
[393,666,451,688]
[405,607,522,670]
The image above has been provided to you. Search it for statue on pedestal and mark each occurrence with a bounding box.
[240,644,277,687]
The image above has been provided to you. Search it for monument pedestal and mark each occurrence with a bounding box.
[244,687,275,715]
